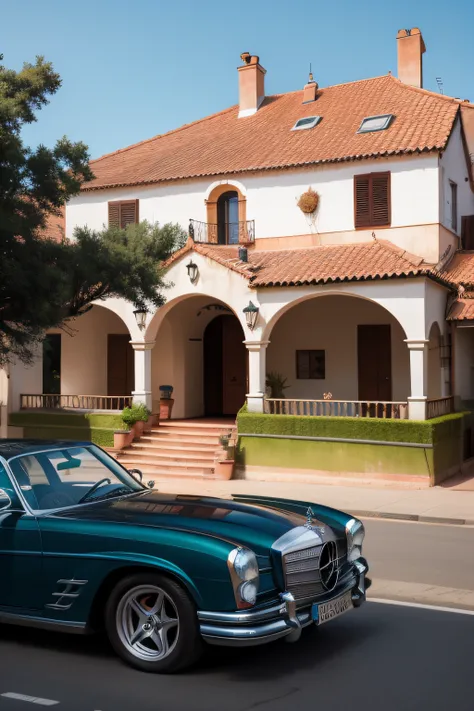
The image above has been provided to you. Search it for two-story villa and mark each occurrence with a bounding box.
[4,28,474,484]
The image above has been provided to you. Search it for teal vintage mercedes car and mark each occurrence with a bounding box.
[0,440,370,673]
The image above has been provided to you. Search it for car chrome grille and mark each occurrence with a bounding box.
[282,539,348,602]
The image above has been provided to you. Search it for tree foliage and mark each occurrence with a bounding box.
[0,53,185,365]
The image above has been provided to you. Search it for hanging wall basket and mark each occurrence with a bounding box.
[297,187,319,214]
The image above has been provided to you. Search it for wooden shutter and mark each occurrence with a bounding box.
[108,200,139,228]
[462,215,474,250]
[371,173,391,226]
[354,175,371,227]
[120,200,138,228]
[354,172,391,228]
[108,202,120,228]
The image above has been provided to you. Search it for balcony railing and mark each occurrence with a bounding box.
[264,399,409,419]
[426,396,454,420]
[20,394,133,411]
[189,219,255,244]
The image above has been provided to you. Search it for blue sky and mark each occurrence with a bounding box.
[3,0,473,159]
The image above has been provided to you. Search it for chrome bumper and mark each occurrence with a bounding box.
[199,559,369,647]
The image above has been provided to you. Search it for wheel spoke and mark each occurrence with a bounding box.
[145,591,164,617]
[129,597,147,621]
[130,624,153,647]
[152,629,169,656]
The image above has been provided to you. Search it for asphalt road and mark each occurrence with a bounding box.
[0,519,473,711]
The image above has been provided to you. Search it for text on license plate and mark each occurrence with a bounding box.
[312,591,353,625]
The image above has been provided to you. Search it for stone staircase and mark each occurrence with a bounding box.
[114,419,237,479]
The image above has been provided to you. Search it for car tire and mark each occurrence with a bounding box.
[105,571,203,673]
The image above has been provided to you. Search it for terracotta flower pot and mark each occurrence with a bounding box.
[214,459,234,480]
[143,418,153,434]
[134,420,145,440]
[159,398,174,420]
[114,430,132,450]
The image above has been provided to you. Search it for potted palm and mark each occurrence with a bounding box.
[266,372,289,399]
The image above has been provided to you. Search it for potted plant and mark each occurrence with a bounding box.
[113,428,133,450]
[132,402,150,439]
[266,372,290,399]
[159,385,174,420]
[214,433,235,480]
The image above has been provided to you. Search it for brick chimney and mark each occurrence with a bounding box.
[238,53,266,118]
[303,72,318,104]
[397,28,426,88]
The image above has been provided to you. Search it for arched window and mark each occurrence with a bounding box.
[217,191,239,245]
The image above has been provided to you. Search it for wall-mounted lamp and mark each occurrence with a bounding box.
[187,260,199,284]
[243,301,259,330]
[133,308,147,331]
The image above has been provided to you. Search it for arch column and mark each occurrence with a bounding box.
[245,340,269,413]
[130,341,155,411]
[406,339,429,420]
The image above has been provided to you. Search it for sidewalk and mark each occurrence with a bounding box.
[152,476,474,525]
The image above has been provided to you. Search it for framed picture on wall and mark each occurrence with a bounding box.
[296,350,325,379]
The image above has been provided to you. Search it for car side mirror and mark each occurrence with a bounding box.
[147,481,155,489]
[129,468,143,483]
[0,488,12,511]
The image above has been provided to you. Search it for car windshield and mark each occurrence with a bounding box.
[8,445,144,512]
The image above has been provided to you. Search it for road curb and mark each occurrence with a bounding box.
[350,509,474,526]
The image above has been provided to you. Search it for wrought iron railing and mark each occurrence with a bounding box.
[189,219,255,244]
[20,394,133,411]
[264,399,409,419]
[426,396,454,420]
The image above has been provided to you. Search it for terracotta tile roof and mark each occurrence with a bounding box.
[439,251,474,287]
[447,297,474,321]
[168,240,435,287]
[40,207,66,242]
[84,75,460,191]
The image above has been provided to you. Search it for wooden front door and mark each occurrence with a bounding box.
[357,325,392,412]
[107,334,134,396]
[222,317,247,415]
[204,316,246,416]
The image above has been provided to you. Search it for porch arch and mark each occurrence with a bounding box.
[264,292,410,405]
[149,294,247,419]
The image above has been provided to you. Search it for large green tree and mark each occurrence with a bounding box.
[0,54,185,365]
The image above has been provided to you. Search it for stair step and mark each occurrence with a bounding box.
[157,420,236,431]
[125,449,216,464]
[155,426,236,436]
[130,442,217,454]
[144,432,225,444]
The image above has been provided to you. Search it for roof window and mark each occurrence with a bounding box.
[292,116,322,131]
[357,114,394,133]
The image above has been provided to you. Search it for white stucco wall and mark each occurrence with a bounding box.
[266,295,410,401]
[48,306,130,396]
[67,154,442,260]
[440,117,474,241]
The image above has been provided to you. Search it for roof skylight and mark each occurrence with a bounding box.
[292,116,322,131]
[357,114,394,133]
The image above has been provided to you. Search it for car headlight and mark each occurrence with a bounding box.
[228,547,260,609]
[345,518,365,562]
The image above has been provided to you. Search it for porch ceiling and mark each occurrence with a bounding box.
[166,239,441,288]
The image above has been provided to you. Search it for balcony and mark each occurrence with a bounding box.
[189,219,255,245]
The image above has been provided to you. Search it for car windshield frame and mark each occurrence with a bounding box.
[4,444,146,515]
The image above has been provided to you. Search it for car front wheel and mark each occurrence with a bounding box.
[105,572,203,673]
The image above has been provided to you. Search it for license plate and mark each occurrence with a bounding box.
[312,591,353,625]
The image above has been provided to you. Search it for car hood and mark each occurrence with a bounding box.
[52,490,349,552]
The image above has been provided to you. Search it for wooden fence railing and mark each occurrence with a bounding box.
[20,394,132,411]
[264,399,409,419]
[426,396,454,420]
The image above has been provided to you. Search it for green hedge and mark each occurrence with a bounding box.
[9,411,126,449]
[9,411,124,430]
[237,411,469,445]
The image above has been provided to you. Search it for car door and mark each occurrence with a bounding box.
[0,461,43,611]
